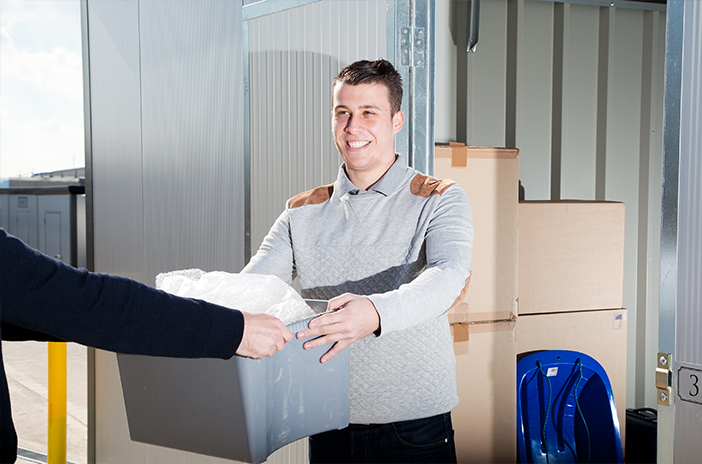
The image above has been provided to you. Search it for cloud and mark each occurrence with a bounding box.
[1,114,84,177]
[0,0,84,177]
[1,22,83,101]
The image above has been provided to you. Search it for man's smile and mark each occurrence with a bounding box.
[347,140,371,149]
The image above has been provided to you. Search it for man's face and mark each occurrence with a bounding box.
[332,82,404,186]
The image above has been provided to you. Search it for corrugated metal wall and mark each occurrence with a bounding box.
[84,0,245,462]
[246,0,387,254]
[672,0,702,459]
[434,0,666,409]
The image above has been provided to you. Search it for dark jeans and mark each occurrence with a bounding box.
[309,412,457,464]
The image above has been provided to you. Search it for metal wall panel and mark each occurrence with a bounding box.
[139,0,245,279]
[464,0,508,146]
[37,195,74,263]
[86,0,144,282]
[9,195,38,248]
[673,0,702,459]
[435,0,666,409]
[512,0,553,201]
[246,0,387,254]
[85,1,245,462]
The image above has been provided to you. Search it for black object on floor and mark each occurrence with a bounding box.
[625,407,657,463]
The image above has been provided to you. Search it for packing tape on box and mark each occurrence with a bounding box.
[449,142,468,167]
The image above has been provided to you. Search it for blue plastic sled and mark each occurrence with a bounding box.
[516,350,623,463]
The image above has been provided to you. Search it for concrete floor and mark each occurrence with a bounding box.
[3,340,88,464]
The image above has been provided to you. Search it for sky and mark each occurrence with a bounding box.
[0,0,84,178]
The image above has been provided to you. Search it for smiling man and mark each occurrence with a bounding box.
[242,59,473,463]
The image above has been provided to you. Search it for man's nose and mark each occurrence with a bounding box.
[345,115,362,133]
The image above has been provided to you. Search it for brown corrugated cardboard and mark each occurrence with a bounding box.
[516,309,628,451]
[452,320,517,463]
[518,201,625,314]
[435,144,519,323]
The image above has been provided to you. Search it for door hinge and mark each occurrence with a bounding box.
[400,26,426,68]
[656,352,673,406]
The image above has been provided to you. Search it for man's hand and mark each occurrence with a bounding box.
[296,293,380,363]
[236,312,293,359]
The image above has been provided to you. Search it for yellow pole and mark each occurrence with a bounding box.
[48,342,67,464]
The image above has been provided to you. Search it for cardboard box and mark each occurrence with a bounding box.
[518,201,625,314]
[516,309,628,449]
[435,143,520,323]
[452,320,517,463]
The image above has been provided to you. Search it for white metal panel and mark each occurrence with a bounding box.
[247,0,387,253]
[0,195,8,231]
[560,3,599,200]
[514,0,553,200]
[85,2,147,462]
[86,0,145,283]
[85,1,246,463]
[9,195,38,248]
[604,7,646,413]
[673,0,702,459]
[37,195,72,263]
[464,0,508,147]
[642,10,666,408]
[139,0,245,279]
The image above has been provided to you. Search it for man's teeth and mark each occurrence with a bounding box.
[348,141,370,149]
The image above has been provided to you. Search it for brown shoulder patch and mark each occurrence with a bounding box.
[288,184,334,209]
[410,173,455,197]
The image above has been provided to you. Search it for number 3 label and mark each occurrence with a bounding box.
[678,366,702,405]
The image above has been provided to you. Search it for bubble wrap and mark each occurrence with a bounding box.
[155,269,315,325]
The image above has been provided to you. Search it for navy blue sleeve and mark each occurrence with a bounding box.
[0,228,243,359]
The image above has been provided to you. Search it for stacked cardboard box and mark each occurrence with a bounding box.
[435,144,519,463]
[435,143,627,463]
[517,200,628,450]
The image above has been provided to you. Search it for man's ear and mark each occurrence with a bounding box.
[393,110,404,134]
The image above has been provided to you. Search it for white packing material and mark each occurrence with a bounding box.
[156,269,316,325]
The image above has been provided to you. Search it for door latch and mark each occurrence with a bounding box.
[656,352,673,406]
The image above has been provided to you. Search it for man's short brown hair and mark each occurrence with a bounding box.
[333,59,403,116]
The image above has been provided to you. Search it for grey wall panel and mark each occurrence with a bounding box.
[139,0,245,280]
[86,2,147,462]
[604,8,645,412]
[86,1,245,462]
[560,3,599,200]
[513,0,553,201]
[87,0,144,282]
[9,195,38,248]
[0,195,8,230]
[37,195,73,262]
[642,10,665,407]
[247,0,386,253]
[674,0,702,459]
[464,0,508,147]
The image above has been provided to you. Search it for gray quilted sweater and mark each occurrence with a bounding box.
[243,156,473,424]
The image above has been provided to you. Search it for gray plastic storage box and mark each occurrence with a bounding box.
[117,300,349,463]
